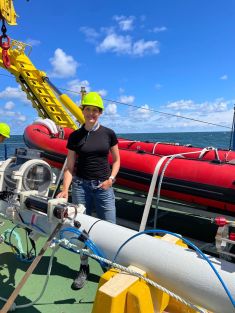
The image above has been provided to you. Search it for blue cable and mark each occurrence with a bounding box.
[59,227,106,267]
[60,227,105,257]
[61,228,105,258]
[113,229,235,308]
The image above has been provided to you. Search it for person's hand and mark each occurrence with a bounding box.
[98,179,113,190]
[56,190,69,200]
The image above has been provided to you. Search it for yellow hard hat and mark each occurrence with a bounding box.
[0,123,10,138]
[82,92,104,110]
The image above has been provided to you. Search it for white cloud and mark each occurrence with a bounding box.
[132,39,160,56]
[100,97,234,133]
[220,74,228,80]
[113,15,135,31]
[96,33,132,54]
[96,32,159,56]
[67,79,90,94]
[119,95,135,104]
[25,38,41,46]
[0,108,27,123]
[166,100,195,110]
[0,86,30,103]
[66,80,107,103]
[105,103,118,116]
[16,113,27,122]
[151,26,167,33]
[165,98,229,115]
[157,98,233,131]
[200,98,228,113]
[97,89,107,97]
[81,16,163,57]
[49,48,79,78]
[80,27,100,43]
[4,101,15,110]
[134,104,151,119]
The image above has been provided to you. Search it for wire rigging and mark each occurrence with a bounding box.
[57,88,233,130]
[0,72,231,130]
[104,98,231,130]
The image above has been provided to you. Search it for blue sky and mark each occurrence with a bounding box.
[0,0,235,134]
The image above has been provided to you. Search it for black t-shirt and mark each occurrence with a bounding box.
[67,125,118,180]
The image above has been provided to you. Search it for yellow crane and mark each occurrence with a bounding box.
[0,0,85,130]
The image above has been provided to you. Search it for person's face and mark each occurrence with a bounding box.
[83,106,102,124]
[0,135,6,143]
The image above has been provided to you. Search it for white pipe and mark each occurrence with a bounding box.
[77,213,235,313]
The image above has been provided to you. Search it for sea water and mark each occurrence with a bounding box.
[0,135,26,161]
[0,131,232,160]
[119,131,231,149]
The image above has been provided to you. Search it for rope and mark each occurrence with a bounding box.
[58,239,208,313]
[153,153,183,229]
[152,141,160,154]
[0,72,231,130]
[139,155,168,231]
[152,149,217,228]
[152,148,221,229]
[139,149,208,232]
[198,146,220,161]
[103,98,231,130]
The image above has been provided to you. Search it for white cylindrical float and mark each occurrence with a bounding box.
[77,213,235,313]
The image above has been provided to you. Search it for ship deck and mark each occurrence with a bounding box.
[1,184,235,313]
[0,220,102,313]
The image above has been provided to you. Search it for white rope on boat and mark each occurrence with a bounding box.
[139,155,168,231]
[152,141,160,154]
[153,153,183,229]
[198,146,220,161]
[139,149,209,232]
[58,240,208,313]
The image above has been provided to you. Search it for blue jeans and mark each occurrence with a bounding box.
[72,177,116,224]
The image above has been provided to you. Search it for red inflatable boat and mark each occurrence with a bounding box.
[24,122,235,213]
[24,122,72,169]
[118,138,235,162]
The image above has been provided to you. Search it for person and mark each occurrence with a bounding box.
[57,91,120,290]
[0,123,10,226]
[0,123,10,143]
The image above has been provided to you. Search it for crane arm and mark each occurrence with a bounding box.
[0,40,85,129]
[0,1,85,129]
[0,0,17,25]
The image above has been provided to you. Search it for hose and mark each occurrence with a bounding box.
[113,228,235,308]
[59,227,107,267]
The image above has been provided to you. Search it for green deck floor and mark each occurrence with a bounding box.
[0,221,103,313]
